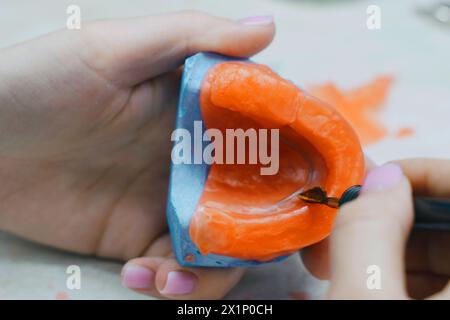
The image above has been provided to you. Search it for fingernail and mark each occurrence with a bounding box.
[121,265,154,289]
[160,271,197,296]
[239,15,274,26]
[361,163,403,193]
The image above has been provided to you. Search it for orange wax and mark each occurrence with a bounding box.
[310,76,393,145]
[189,62,365,261]
[395,127,415,139]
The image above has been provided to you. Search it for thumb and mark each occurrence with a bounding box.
[121,256,245,300]
[328,163,414,299]
[79,11,275,86]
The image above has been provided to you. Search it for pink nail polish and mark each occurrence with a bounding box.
[160,271,197,296]
[361,163,403,193]
[121,265,154,289]
[239,15,274,26]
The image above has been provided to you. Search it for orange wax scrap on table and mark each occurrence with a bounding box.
[310,76,393,145]
[395,127,415,139]
[188,62,365,261]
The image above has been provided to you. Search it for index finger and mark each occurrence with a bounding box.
[79,11,275,86]
[302,155,376,279]
[394,158,450,198]
[327,164,413,299]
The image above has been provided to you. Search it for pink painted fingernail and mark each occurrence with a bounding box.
[160,271,197,296]
[239,15,274,26]
[361,163,403,193]
[121,265,154,289]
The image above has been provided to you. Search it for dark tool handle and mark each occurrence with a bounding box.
[339,185,450,231]
[413,198,450,231]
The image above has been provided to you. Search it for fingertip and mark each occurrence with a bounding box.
[361,163,404,194]
[186,12,276,58]
[121,264,155,290]
[336,174,413,236]
[158,270,199,297]
[327,167,414,297]
[120,258,165,298]
[341,162,413,228]
[155,259,245,299]
[121,257,243,299]
[238,14,274,26]
[237,14,276,45]
[233,16,276,57]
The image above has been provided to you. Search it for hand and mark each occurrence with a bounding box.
[0,11,275,299]
[302,159,450,299]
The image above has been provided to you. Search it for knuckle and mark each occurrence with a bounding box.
[77,22,115,68]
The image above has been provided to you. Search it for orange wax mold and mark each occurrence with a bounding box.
[188,61,365,261]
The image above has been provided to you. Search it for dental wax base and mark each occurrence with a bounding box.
[167,53,365,267]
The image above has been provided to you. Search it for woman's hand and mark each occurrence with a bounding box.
[0,11,275,299]
[302,159,450,299]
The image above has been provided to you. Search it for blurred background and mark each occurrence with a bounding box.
[0,0,449,299]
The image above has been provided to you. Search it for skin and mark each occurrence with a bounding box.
[0,11,275,299]
[303,158,450,299]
